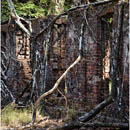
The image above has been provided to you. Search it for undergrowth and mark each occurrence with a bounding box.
[1,103,32,127]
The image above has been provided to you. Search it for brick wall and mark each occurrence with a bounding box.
[64,10,104,105]
[30,9,109,107]
[1,23,32,105]
[32,4,128,107]
[1,3,128,109]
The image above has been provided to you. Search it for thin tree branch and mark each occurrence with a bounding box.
[1,80,15,102]
[57,87,68,108]
[32,55,81,123]
[84,10,97,43]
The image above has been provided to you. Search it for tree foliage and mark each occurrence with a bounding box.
[1,1,10,22]
[14,1,45,18]
[2,0,48,22]
[1,0,71,22]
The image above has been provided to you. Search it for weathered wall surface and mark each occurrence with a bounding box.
[30,8,111,109]
[1,24,21,106]
[64,9,103,105]
[30,3,129,109]
[1,3,128,111]
[1,23,32,106]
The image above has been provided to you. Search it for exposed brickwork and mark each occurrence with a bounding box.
[1,24,32,101]
[60,10,103,106]
[1,3,128,111]
[26,4,129,109]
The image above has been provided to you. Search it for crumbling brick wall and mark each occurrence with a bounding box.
[1,23,32,106]
[30,9,109,108]
[64,9,104,106]
[1,3,128,110]
[31,3,128,109]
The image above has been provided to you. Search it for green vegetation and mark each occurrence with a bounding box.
[1,1,10,22]
[1,0,71,22]
[66,102,77,120]
[14,1,45,18]
[1,103,32,127]
[1,0,53,22]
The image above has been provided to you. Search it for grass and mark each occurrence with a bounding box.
[1,103,32,127]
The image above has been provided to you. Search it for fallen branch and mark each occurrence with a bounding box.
[78,96,113,122]
[56,96,113,130]
[55,122,128,130]
[96,115,126,122]
[83,122,129,128]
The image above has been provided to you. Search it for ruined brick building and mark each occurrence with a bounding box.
[1,2,128,120]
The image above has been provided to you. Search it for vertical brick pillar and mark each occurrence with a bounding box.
[84,17,103,105]
[65,10,87,97]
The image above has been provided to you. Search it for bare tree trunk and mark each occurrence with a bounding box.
[110,2,124,99]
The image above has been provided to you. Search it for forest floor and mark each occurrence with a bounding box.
[1,96,90,130]
[2,118,64,130]
[1,96,128,130]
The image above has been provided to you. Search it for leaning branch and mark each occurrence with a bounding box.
[32,55,81,123]
[78,96,113,122]
[36,56,81,104]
